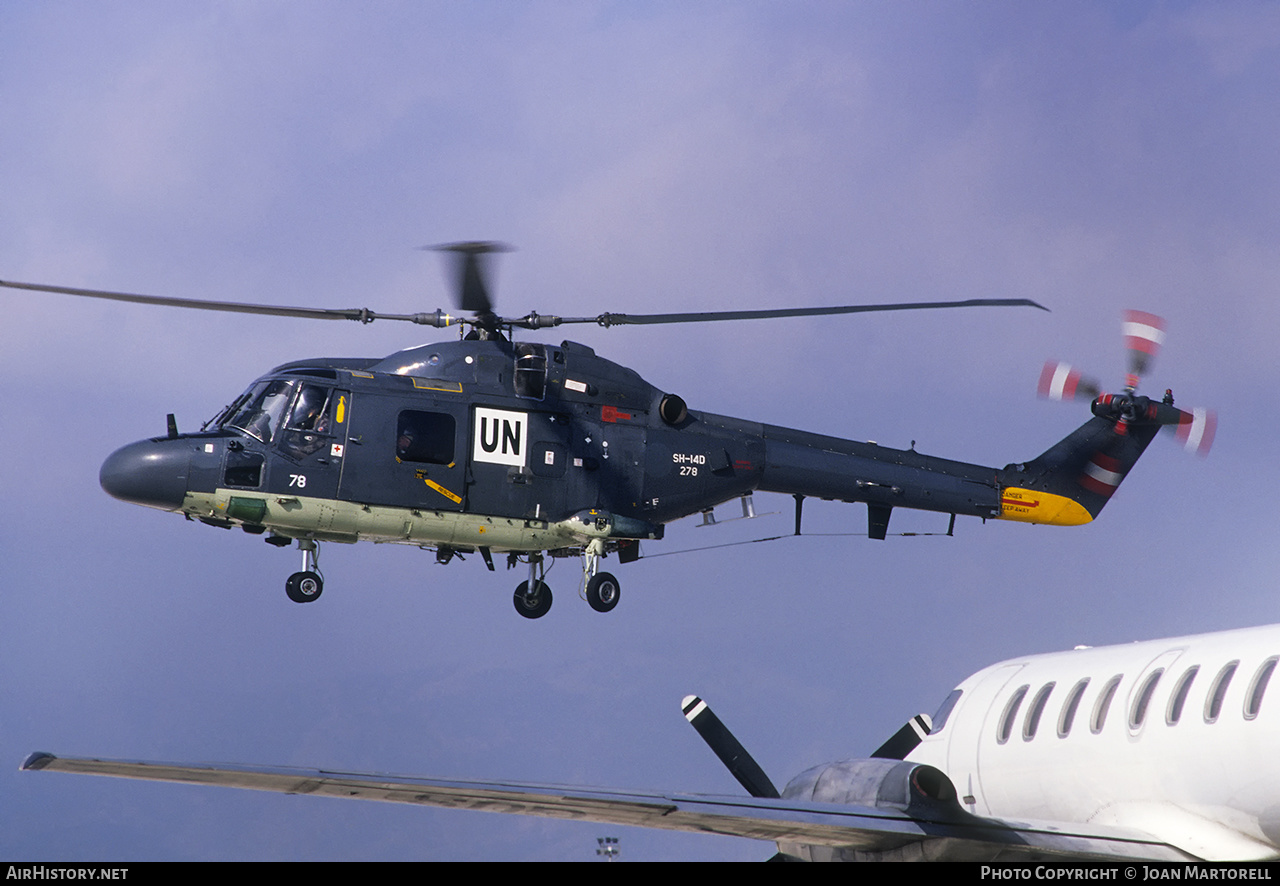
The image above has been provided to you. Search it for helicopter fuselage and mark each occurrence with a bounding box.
[99,334,1141,613]
[101,336,1017,548]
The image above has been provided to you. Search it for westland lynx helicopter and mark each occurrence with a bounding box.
[1,245,1215,618]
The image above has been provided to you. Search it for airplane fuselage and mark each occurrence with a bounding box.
[906,624,1280,861]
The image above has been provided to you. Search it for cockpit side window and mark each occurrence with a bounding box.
[286,384,331,432]
[279,384,334,458]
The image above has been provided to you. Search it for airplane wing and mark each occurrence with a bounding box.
[21,753,1194,861]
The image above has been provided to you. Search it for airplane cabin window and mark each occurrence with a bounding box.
[997,685,1029,745]
[1023,682,1055,741]
[1057,678,1090,738]
[1166,666,1200,726]
[1204,661,1240,724]
[1129,669,1164,730]
[1244,657,1278,721]
[929,689,963,734]
[1091,675,1123,734]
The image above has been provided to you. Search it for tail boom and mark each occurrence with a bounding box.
[994,416,1160,526]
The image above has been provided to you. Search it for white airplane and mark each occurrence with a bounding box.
[22,621,1280,861]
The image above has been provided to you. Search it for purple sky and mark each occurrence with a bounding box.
[3,1,1279,861]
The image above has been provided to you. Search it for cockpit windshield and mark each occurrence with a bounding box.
[219,379,298,443]
[929,689,963,734]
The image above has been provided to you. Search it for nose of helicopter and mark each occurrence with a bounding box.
[99,438,191,510]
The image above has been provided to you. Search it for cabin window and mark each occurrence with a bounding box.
[1090,675,1123,734]
[396,410,456,465]
[929,689,963,734]
[1244,657,1278,721]
[1023,682,1055,741]
[1204,661,1239,724]
[997,685,1029,745]
[1128,669,1164,729]
[1057,678,1090,738]
[1166,666,1199,726]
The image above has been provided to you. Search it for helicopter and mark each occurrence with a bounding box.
[1,243,1215,618]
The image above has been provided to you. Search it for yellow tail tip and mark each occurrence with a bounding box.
[997,488,1094,526]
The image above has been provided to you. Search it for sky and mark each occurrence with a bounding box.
[3,0,1280,863]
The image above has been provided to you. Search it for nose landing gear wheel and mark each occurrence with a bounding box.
[286,571,323,603]
[585,572,620,613]
[513,581,552,619]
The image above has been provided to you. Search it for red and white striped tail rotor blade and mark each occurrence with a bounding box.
[1173,407,1217,457]
[1038,361,1102,401]
[1122,310,1166,387]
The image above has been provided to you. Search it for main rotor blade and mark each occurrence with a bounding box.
[0,279,457,326]
[426,241,514,317]
[562,298,1048,327]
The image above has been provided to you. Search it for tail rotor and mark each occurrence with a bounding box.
[1038,310,1216,457]
[1121,309,1165,392]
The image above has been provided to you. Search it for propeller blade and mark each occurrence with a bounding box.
[1172,407,1217,456]
[1122,309,1166,390]
[681,695,779,799]
[562,298,1047,328]
[0,278,458,326]
[870,714,933,760]
[426,241,514,317]
[1038,361,1102,401]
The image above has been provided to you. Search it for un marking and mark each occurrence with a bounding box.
[473,407,528,467]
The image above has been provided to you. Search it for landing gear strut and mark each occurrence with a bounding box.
[286,539,323,603]
[582,539,620,613]
[513,552,552,619]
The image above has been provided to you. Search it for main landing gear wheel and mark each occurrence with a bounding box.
[286,571,323,603]
[513,581,552,619]
[585,572,620,613]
